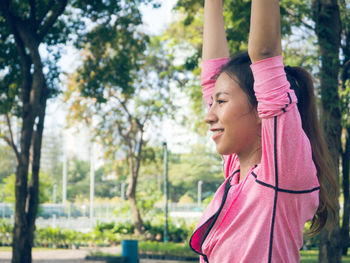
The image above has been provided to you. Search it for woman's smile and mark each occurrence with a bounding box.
[211,128,225,140]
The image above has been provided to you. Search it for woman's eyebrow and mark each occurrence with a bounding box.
[211,91,230,100]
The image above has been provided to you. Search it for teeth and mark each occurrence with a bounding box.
[213,129,224,134]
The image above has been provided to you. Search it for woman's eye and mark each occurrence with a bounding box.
[217,100,226,104]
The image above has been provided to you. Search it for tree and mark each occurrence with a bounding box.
[66,157,90,202]
[0,1,68,261]
[311,0,345,261]
[0,0,158,262]
[339,0,350,256]
[65,35,173,235]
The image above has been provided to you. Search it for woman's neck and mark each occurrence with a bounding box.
[237,145,261,182]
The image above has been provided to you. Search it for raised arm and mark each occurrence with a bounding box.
[202,0,229,60]
[248,0,282,63]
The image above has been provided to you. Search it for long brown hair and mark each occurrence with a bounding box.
[220,52,338,234]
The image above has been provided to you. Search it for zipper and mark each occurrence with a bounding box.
[198,171,238,262]
[190,166,258,262]
[189,170,240,262]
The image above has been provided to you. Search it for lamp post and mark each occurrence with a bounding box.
[121,182,126,200]
[198,180,203,207]
[163,142,168,243]
[53,184,57,204]
[89,142,95,226]
[62,150,67,206]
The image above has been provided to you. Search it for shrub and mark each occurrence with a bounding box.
[0,220,12,246]
[139,241,196,257]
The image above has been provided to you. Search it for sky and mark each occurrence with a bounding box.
[140,0,178,35]
[43,0,198,163]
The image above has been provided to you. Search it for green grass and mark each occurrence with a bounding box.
[139,241,196,258]
[87,250,121,257]
[300,250,350,263]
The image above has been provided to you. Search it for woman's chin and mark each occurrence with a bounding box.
[216,145,234,155]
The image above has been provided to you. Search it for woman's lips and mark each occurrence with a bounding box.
[211,129,224,140]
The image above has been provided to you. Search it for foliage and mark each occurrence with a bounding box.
[137,143,224,203]
[168,143,223,202]
[91,218,194,244]
[0,0,160,116]
[0,173,53,203]
[65,18,176,234]
[139,241,196,258]
[178,194,195,204]
[0,220,13,246]
[0,145,16,183]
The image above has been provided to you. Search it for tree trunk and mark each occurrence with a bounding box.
[340,51,350,256]
[125,129,144,236]
[128,192,144,236]
[126,171,144,235]
[312,0,343,262]
[27,96,47,252]
[12,65,46,263]
[341,128,350,255]
[10,40,47,263]
[12,163,30,263]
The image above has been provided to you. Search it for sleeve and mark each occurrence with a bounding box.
[201,57,238,178]
[201,58,230,108]
[250,56,319,190]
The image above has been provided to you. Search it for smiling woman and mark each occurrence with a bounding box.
[188,0,337,262]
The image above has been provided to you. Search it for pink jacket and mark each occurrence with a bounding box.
[189,56,320,263]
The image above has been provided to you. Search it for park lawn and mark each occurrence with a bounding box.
[300,250,350,263]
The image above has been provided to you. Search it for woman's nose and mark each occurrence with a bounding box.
[204,107,217,124]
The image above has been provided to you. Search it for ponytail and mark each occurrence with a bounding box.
[285,66,338,235]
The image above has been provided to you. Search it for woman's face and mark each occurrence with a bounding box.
[205,72,261,156]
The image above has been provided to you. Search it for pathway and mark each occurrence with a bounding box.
[0,246,118,263]
[0,247,196,263]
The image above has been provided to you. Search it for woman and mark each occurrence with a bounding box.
[189,0,337,262]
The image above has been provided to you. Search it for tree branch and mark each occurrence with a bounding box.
[29,0,36,27]
[37,0,55,27]
[284,7,314,31]
[0,0,33,103]
[112,95,139,127]
[134,130,144,177]
[140,101,154,127]
[5,114,20,161]
[38,0,68,41]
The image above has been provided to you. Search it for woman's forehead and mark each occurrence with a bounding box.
[214,73,240,94]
